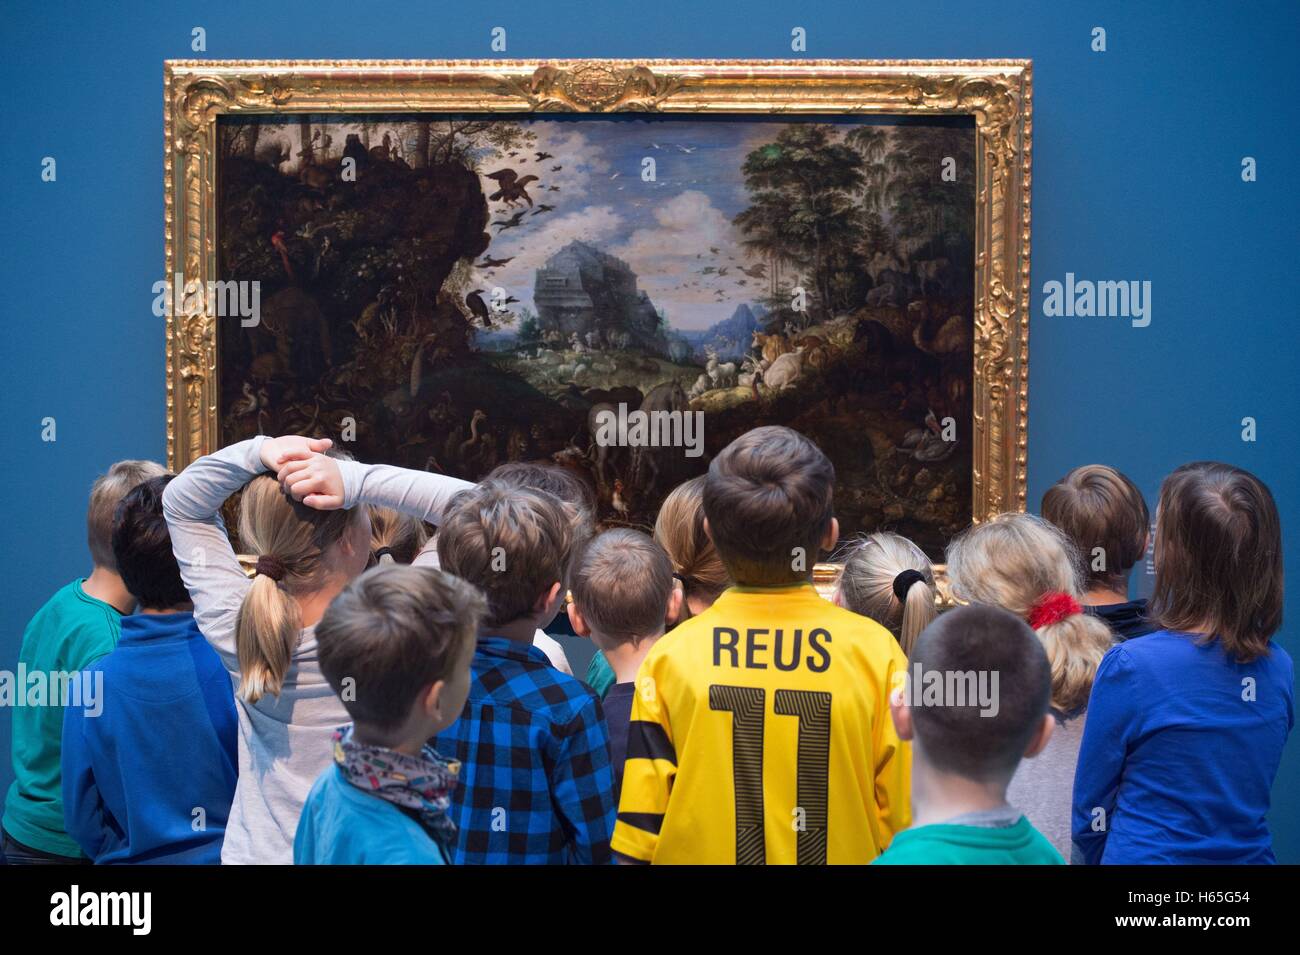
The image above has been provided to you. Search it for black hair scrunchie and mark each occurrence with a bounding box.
[892,569,926,602]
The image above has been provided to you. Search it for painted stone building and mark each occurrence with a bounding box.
[533,240,664,351]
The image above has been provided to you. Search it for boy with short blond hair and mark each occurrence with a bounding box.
[432,481,615,864]
[3,459,165,864]
[566,529,679,800]
[612,426,910,865]
[295,564,486,865]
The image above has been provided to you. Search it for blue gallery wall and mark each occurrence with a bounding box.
[2,0,1296,858]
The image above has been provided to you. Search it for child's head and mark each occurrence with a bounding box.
[1150,461,1282,662]
[946,512,1113,714]
[88,459,167,572]
[653,476,729,618]
[367,505,430,566]
[487,461,596,521]
[111,474,191,612]
[317,564,485,744]
[703,426,837,587]
[436,481,576,630]
[566,529,678,651]
[1041,464,1149,595]
[892,605,1053,785]
[235,475,371,702]
[834,532,936,655]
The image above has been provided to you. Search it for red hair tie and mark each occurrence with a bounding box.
[1028,592,1082,630]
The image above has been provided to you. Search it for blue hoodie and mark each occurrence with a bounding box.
[61,612,238,864]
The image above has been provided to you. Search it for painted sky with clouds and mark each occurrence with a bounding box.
[470,119,798,332]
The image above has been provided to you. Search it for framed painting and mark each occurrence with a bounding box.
[164,59,1031,582]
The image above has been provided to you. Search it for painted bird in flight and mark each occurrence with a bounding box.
[485,168,540,207]
[492,211,528,232]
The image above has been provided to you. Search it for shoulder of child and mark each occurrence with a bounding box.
[534,667,605,727]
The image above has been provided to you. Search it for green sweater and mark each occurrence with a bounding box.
[584,650,617,699]
[873,815,1064,865]
[3,580,122,857]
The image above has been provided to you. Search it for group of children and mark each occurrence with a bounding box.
[2,425,1292,865]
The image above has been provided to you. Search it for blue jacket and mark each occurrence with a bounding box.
[1073,629,1294,864]
[294,765,449,865]
[61,612,238,864]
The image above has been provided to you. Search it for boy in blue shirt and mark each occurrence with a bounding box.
[295,564,486,864]
[430,482,616,864]
[61,475,238,864]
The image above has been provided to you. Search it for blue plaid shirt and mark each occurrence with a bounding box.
[432,636,615,864]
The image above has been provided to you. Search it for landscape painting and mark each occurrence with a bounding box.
[217,113,976,556]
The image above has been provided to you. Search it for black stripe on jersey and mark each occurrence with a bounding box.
[626,720,677,765]
[617,811,664,835]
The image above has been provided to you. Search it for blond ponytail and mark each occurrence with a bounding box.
[368,504,430,566]
[235,476,359,703]
[834,532,936,656]
[1036,612,1112,714]
[235,572,301,703]
[947,512,1116,714]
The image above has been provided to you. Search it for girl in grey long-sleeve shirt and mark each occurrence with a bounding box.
[162,435,471,864]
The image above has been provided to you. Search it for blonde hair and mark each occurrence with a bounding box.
[235,475,361,703]
[834,532,936,655]
[946,512,1114,714]
[87,459,167,569]
[368,505,430,566]
[653,476,729,605]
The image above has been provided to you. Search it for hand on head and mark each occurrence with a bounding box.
[259,435,332,471]
[262,436,344,510]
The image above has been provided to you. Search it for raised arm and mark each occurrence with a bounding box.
[162,435,331,667]
[276,452,474,526]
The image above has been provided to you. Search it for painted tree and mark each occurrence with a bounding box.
[736,125,865,321]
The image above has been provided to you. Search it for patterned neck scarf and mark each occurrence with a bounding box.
[333,726,460,851]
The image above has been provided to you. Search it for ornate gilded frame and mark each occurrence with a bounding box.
[164,59,1031,581]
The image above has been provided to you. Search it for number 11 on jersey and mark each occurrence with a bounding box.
[709,684,832,865]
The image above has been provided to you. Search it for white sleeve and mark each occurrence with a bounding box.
[337,461,474,525]
[532,630,573,675]
[161,437,268,669]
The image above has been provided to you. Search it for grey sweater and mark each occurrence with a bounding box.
[1007,710,1087,862]
[162,437,472,864]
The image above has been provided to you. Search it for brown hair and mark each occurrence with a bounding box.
[111,475,190,611]
[835,532,936,655]
[702,426,834,586]
[653,476,729,606]
[368,505,430,566]
[88,459,167,570]
[1041,464,1149,593]
[435,481,576,629]
[235,475,364,703]
[317,564,485,734]
[1150,462,1282,662]
[487,461,597,518]
[568,529,673,647]
[946,513,1114,714]
[908,605,1052,783]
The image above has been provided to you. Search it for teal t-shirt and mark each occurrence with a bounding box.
[873,815,1065,865]
[584,652,617,699]
[294,765,449,865]
[3,579,122,857]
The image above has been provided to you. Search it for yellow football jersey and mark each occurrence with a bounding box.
[611,583,910,865]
